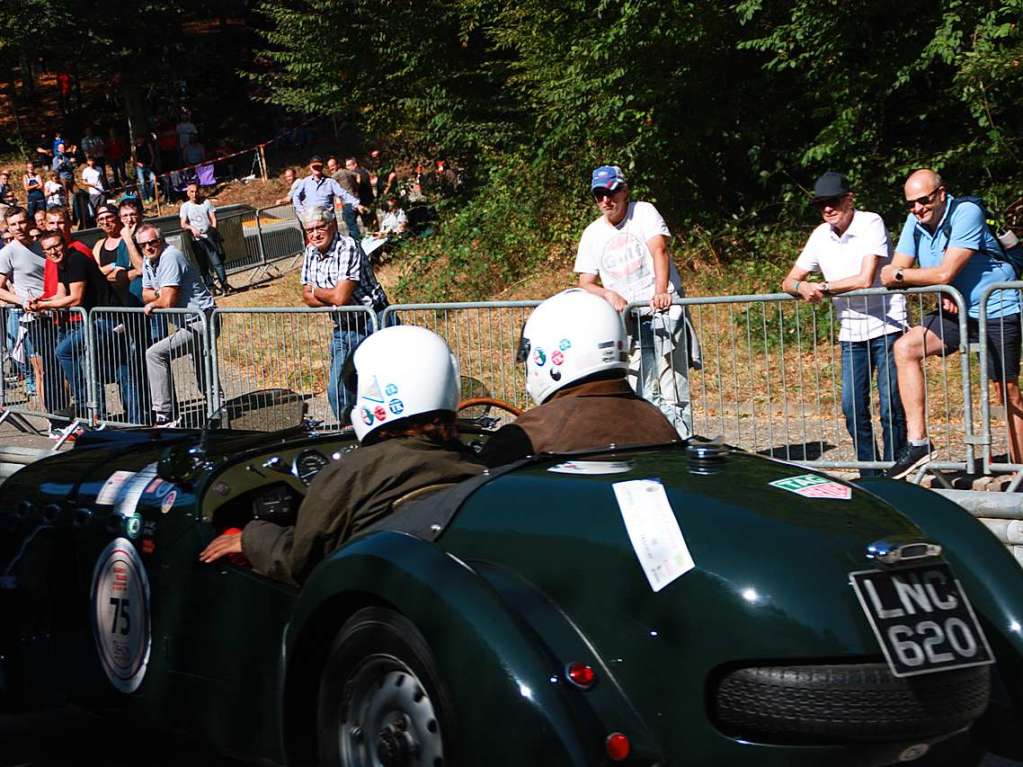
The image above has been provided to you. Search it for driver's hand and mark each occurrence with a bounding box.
[199,530,244,564]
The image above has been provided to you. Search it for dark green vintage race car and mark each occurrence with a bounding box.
[3,391,1023,766]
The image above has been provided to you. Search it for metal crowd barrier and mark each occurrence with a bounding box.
[628,286,975,475]
[976,282,1023,484]
[0,306,91,432]
[380,301,541,412]
[3,288,1013,486]
[89,307,212,429]
[210,306,379,430]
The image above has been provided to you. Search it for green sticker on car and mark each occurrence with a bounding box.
[769,473,851,500]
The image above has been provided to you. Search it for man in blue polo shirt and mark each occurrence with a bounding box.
[291,155,364,222]
[880,168,1023,477]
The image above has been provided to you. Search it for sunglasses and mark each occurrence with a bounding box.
[592,187,620,201]
[138,239,161,248]
[906,187,942,210]
[812,195,848,210]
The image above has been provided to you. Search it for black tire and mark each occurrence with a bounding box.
[713,662,990,744]
[317,606,456,767]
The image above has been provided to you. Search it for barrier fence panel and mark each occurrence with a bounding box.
[88,307,213,429]
[629,286,975,474]
[0,306,91,430]
[380,302,541,414]
[211,307,379,431]
[977,282,1023,478]
[252,204,306,268]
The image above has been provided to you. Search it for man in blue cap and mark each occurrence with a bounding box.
[575,164,694,438]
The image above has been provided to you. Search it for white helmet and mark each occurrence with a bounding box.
[520,289,629,405]
[351,326,460,442]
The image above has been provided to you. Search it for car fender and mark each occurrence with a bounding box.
[281,531,614,766]
[858,478,1023,756]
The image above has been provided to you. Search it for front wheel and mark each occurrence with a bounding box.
[317,607,455,767]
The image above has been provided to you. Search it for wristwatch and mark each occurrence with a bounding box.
[894,268,905,283]
[821,282,831,295]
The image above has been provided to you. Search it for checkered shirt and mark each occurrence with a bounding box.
[300,234,389,312]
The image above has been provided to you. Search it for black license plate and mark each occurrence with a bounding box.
[849,563,994,678]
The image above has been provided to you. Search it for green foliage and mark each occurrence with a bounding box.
[394,156,591,301]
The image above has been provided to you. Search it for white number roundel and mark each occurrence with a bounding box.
[90,537,152,693]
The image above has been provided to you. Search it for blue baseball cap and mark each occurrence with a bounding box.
[591,165,626,192]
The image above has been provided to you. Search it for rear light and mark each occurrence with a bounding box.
[605,732,630,761]
[565,662,596,689]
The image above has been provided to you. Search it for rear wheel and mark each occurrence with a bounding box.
[317,607,455,767]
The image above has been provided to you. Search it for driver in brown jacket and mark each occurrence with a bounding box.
[480,289,681,467]
[200,326,484,585]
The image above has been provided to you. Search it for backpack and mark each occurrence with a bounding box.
[913,195,1023,278]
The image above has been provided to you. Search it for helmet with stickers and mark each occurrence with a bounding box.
[351,326,461,442]
[519,289,630,405]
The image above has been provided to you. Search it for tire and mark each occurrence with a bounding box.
[317,606,456,767]
[713,662,990,744]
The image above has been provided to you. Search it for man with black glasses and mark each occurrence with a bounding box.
[575,164,694,438]
[28,232,127,421]
[139,224,216,426]
[782,172,907,477]
[881,168,1023,477]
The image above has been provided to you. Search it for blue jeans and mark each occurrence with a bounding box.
[328,325,368,423]
[55,323,89,415]
[341,204,361,238]
[840,333,907,476]
[136,166,154,200]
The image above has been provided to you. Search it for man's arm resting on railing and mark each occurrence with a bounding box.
[578,273,628,312]
[781,264,824,302]
[880,249,973,288]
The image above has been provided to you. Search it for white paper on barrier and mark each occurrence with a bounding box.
[613,478,695,592]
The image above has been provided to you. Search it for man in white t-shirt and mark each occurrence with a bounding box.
[180,183,233,295]
[782,172,907,476]
[575,165,693,438]
[81,155,105,214]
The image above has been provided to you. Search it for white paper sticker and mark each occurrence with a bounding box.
[96,470,137,506]
[613,479,695,592]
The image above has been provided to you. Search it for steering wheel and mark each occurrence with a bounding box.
[456,397,524,418]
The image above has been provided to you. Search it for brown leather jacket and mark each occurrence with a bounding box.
[243,434,484,586]
[479,377,681,467]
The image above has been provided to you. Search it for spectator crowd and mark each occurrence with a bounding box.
[4,128,1010,483]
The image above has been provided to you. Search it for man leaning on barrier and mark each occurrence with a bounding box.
[782,172,907,478]
[299,206,389,423]
[880,168,1023,478]
[139,223,217,427]
[28,231,130,421]
[575,164,694,439]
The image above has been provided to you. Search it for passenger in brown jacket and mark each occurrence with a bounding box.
[200,327,484,586]
[480,290,681,467]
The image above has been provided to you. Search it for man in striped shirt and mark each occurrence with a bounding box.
[300,206,389,423]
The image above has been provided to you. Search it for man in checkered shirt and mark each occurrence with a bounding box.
[300,206,389,423]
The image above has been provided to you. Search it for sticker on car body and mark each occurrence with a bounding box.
[90,537,152,693]
[96,470,137,506]
[769,473,852,500]
[613,478,695,592]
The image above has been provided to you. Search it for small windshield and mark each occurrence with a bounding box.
[204,389,308,433]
